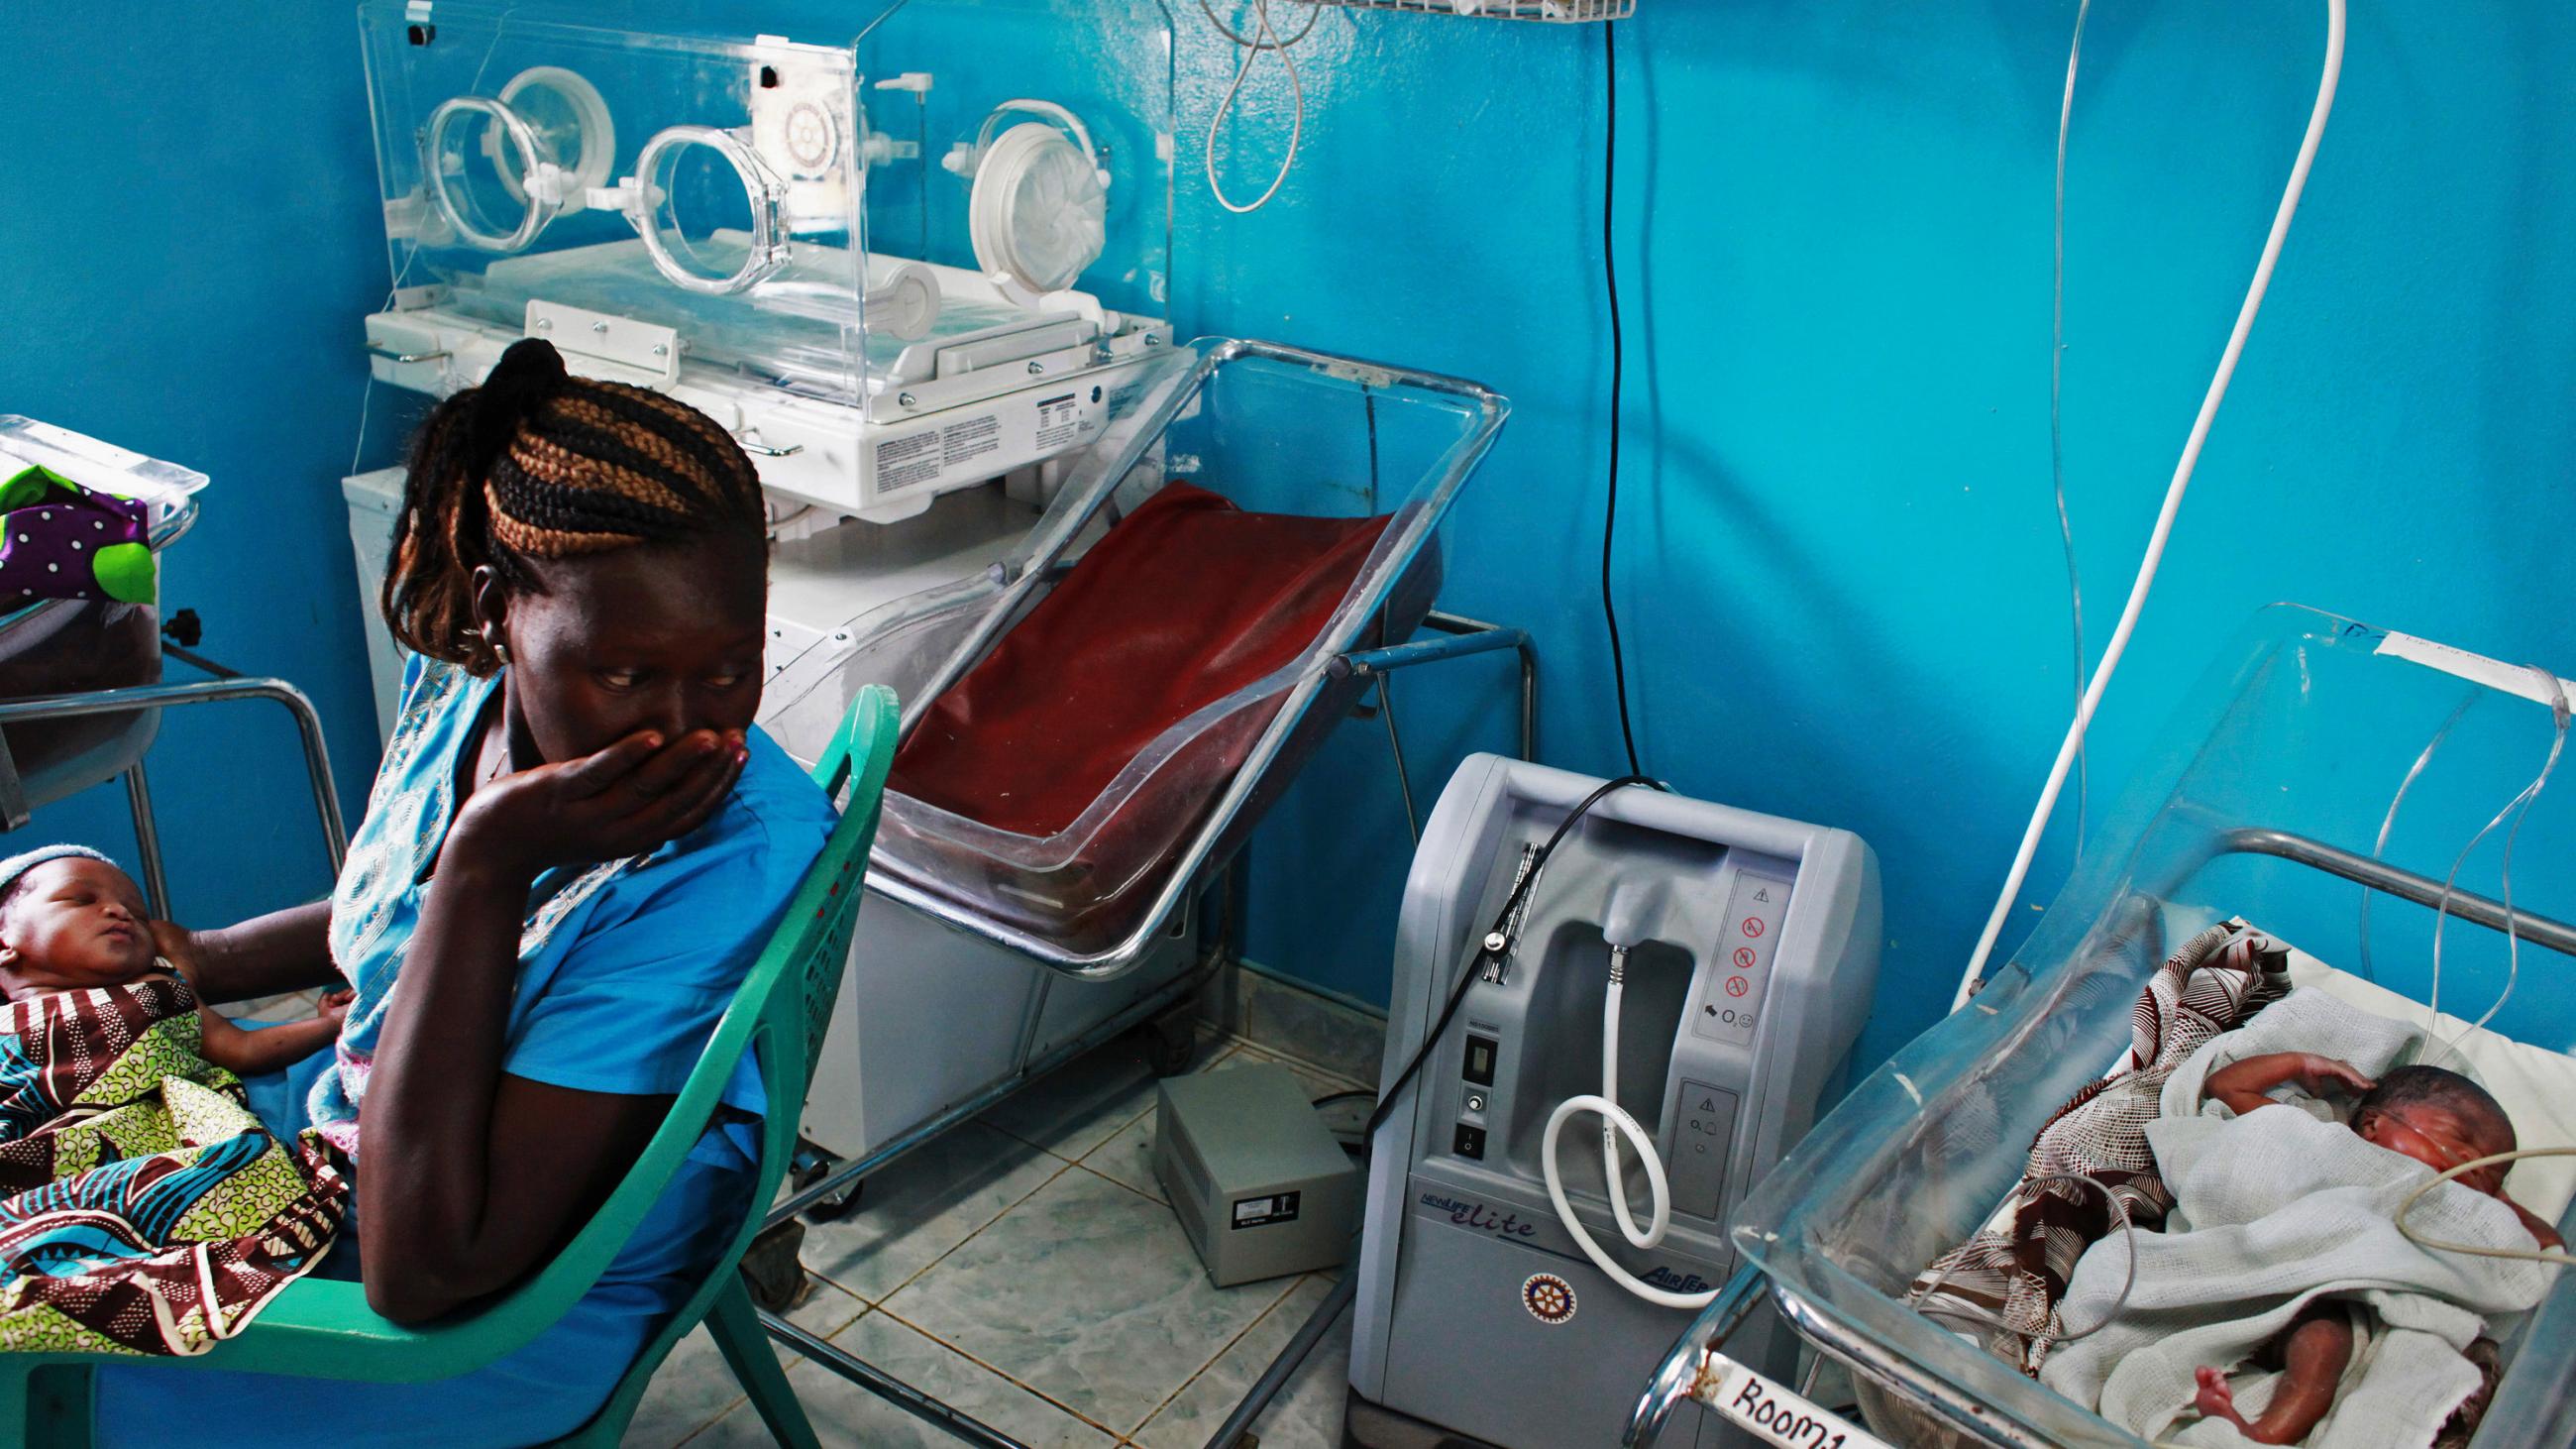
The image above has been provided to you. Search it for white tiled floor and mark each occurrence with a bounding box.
[624,1034,1365,1449]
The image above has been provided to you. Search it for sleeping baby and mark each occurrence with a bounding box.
[2185,1055,2561,1444]
[0,843,347,1071]
[0,843,353,1356]
[2037,986,2558,1449]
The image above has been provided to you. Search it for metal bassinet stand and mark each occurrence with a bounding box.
[0,646,350,915]
[1626,608,2576,1449]
[748,341,1522,1448]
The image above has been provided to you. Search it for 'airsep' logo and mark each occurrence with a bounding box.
[1641,1266,1714,1294]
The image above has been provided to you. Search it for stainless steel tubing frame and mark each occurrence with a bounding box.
[0,672,347,919]
[1622,827,2576,1448]
[1197,1271,1358,1449]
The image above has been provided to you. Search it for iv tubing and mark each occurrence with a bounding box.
[1543,947,1714,1310]
[1956,0,2346,1011]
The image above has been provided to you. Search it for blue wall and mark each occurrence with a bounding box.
[1168,0,2576,1072]
[3,2,2569,1075]
[0,4,403,926]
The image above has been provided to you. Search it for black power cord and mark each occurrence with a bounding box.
[1600,23,1643,782]
[1358,775,1661,1147]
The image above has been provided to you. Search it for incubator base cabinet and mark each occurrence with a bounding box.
[1346,756,1879,1449]
[793,887,1201,1166]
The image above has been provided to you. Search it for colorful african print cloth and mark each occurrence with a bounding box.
[0,975,346,1356]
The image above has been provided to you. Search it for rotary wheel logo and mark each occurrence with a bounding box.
[1521,1272,1577,1325]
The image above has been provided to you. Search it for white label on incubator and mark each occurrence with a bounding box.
[1700,1355,1888,1449]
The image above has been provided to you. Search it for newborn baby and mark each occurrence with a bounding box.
[0,844,346,1074]
[2189,1054,2561,1444]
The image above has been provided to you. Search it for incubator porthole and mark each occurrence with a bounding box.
[965,106,1111,305]
[631,124,793,296]
[421,94,562,254]
[486,66,615,209]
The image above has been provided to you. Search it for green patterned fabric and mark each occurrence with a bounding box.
[0,977,348,1356]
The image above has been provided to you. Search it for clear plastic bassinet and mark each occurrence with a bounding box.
[1629,605,2576,1448]
[759,337,1507,976]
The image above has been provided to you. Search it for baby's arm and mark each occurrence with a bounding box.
[2203,1053,2376,1116]
[195,990,352,1077]
[2498,1190,2566,1253]
[2194,1304,2353,1444]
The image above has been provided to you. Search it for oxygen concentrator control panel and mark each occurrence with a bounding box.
[1693,872,1791,1048]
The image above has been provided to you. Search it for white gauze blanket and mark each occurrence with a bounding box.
[2038,989,2551,1448]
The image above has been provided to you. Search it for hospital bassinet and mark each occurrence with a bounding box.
[1629,606,2576,1448]
[0,418,202,822]
[761,336,1504,974]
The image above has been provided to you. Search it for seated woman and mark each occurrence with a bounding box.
[94,338,835,1446]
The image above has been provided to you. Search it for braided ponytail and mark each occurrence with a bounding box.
[380,339,766,674]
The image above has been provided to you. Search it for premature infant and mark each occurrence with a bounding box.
[2190,1053,2563,1444]
[0,844,346,1075]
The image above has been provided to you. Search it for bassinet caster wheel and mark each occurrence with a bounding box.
[738,1216,811,1314]
[790,1153,865,1223]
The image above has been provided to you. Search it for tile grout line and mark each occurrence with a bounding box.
[868,1299,1134,1442]
[1122,1272,1313,1445]
[669,1298,876,1447]
[803,1156,1078,1308]
[1066,1156,1166,1205]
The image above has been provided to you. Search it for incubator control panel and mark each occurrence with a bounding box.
[1692,871,1792,1048]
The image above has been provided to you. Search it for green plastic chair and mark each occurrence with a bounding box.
[0,683,901,1448]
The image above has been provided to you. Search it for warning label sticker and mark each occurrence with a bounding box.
[941,413,1001,469]
[874,429,943,494]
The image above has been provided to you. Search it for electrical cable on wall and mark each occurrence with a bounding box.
[1599,21,1643,781]
[1200,0,1324,213]
[1955,0,2347,1011]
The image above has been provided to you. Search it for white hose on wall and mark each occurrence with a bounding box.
[1953,0,2349,1012]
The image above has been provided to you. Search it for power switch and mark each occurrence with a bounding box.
[1452,1123,1486,1160]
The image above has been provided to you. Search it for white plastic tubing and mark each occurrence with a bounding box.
[1542,969,1719,1309]
[1955,0,2348,1012]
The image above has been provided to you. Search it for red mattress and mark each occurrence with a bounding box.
[891,482,1392,838]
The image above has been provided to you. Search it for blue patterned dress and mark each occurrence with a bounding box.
[96,655,835,1446]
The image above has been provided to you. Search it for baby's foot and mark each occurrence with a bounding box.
[2194,1366,2252,1430]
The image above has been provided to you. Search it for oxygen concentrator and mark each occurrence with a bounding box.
[1346,755,1880,1449]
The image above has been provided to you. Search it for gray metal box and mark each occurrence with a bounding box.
[1153,1063,1361,1287]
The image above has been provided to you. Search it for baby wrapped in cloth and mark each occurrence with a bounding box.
[2039,987,2552,1447]
[0,847,348,1355]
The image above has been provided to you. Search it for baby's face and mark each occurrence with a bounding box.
[2361,1103,2513,1195]
[0,857,157,996]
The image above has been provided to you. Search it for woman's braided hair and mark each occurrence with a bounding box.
[382,339,766,675]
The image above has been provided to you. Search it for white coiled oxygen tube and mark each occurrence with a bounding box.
[1541,883,1719,1309]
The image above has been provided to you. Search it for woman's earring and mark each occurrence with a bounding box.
[482,628,512,667]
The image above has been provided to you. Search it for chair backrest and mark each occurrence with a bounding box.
[434,684,901,1367]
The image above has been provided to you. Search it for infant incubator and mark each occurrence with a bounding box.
[342,2,1517,1241]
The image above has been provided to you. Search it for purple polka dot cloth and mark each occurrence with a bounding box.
[0,464,156,607]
